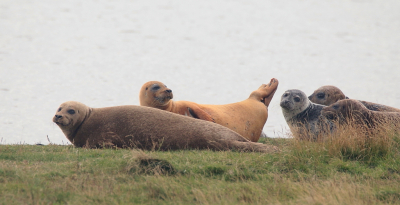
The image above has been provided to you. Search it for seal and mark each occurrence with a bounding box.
[280,89,334,140]
[139,81,215,122]
[139,78,279,142]
[308,85,400,112]
[321,99,400,130]
[53,101,279,153]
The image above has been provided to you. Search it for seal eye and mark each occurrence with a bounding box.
[151,85,160,91]
[294,97,301,102]
[67,109,76,115]
[57,107,62,112]
[316,93,325,99]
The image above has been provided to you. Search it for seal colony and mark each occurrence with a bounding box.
[139,78,279,142]
[280,89,334,140]
[309,85,400,112]
[53,101,279,153]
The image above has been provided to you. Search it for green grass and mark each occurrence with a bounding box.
[0,136,399,204]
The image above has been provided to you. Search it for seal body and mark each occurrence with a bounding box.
[321,99,400,130]
[53,101,279,153]
[139,78,279,142]
[280,89,334,140]
[308,85,400,112]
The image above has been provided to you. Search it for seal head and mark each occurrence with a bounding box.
[139,81,173,110]
[308,85,348,106]
[280,89,334,140]
[53,101,91,142]
[280,89,311,122]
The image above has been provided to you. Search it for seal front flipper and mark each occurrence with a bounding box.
[187,107,215,122]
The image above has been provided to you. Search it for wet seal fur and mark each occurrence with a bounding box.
[53,101,279,153]
[280,89,334,140]
[139,78,279,142]
[321,99,400,130]
[308,85,400,112]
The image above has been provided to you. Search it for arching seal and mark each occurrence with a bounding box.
[139,78,279,142]
[53,101,279,153]
[321,99,400,130]
[280,89,334,140]
[308,85,400,112]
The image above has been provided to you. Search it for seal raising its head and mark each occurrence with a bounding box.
[139,81,173,110]
[139,78,279,142]
[280,89,334,140]
[53,101,279,153]
[309,85,400,112]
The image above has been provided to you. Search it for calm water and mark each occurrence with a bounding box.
[1,0,399,144]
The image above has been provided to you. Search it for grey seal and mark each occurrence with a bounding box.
[280,89,334,140]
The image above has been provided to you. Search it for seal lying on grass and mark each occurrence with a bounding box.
[321,99,400,130]
[280,89,334,140]
[53,101,279,153]
[139,78,279,142]
[308,85,400,112]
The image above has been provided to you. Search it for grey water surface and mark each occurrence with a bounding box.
[1,0,399,144]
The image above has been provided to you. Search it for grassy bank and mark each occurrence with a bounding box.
[0,135,399,204]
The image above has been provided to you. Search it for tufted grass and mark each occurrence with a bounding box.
[0,133,399,205]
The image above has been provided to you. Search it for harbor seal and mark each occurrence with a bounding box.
[321,99,400,130]
[139,78,279,142]
[280,89,334,140]
[53,101,279,153]
[308,85,400,112]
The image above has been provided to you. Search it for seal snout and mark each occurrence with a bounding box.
[165,89,172,93]
[280,100,292,110]
[55,115,63,119]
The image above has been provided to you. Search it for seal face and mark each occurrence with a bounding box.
[139,81,173,110]
[139,78,279,142]
[280,89,334,140]
[53,101,91,141]
[53,101,280,153]
[308,85,347,106]
[309,85,400,112]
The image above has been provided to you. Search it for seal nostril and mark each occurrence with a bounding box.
[55,115,62,119]
[166,89,172,93]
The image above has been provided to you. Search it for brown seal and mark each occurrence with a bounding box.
[308,85,400,112]
[52,101,279,153]
[139,78,279,142]
[321,99,400,130]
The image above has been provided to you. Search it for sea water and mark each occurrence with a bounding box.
[1,0,399,144]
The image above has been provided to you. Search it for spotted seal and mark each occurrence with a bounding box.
[280,89,334,140]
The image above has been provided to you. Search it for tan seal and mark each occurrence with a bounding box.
[53,101,279,153]
[139,78,279,142]
[308,85,400,112]
[321,99,400,130]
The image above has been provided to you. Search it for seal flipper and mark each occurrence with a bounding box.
[187,107,215,122]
